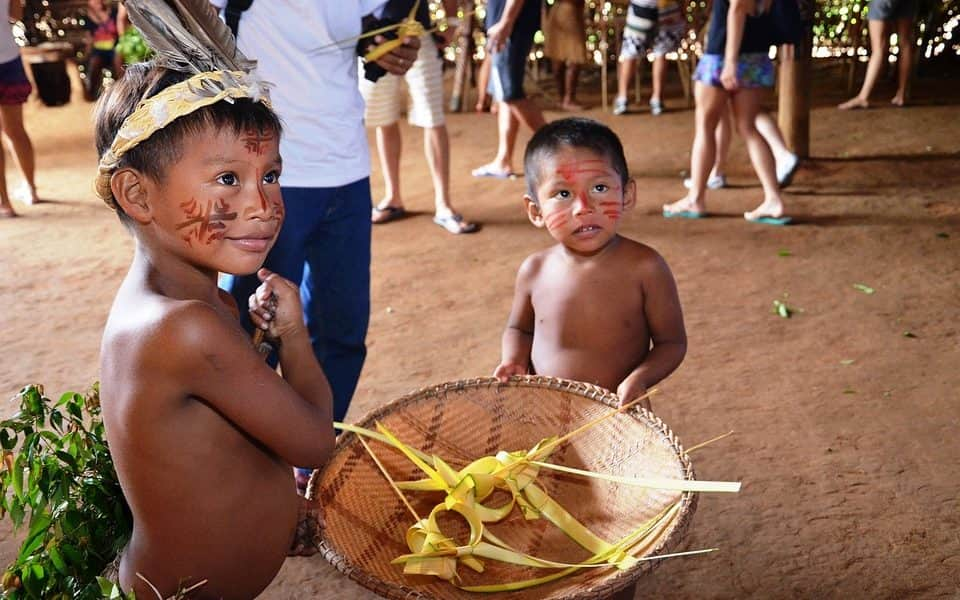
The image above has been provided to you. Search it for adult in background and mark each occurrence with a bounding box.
[662,0,790,225]
[0,0,38,216]
[838,0,917,109]
[84,0,124,101]
[363,0,478,234]
[471,0,547,180]
[613,0,686,116]
[209,0,418,490]
[543,0,587,111]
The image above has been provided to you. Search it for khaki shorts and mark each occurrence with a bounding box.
[360,34,445,128]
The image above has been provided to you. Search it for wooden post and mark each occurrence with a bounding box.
[777,25,813,158]
[600,6,609,111]
[449,0,475,112]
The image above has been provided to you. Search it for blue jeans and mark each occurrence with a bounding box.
[221,178,372,423]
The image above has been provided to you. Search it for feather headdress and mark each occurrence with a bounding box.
[96,0,271,206]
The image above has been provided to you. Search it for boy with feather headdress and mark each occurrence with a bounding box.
[94,1,336,596]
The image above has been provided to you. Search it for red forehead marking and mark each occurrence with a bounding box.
[555,159,611,182]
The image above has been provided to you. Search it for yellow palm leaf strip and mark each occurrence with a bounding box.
[355,432,422,523]
[686,430,735,453]
[334,421,433,462]
[530,460,741,493]
[532,388,660,460]
[375,422,449,490]
[521,482,622,560]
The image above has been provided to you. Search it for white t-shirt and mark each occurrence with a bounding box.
[0,0,22,64]
[210,0,385,188]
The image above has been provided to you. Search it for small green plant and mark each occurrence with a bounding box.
[0,384,132,599]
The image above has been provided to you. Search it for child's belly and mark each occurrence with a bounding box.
[531,343,647,392]
[119,446,299,598]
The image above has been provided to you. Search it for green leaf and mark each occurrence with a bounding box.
[777,248,792,257]
[852,283,875,295]
[46,546,67,575]
[773,300,792,318]
[935,232,949,239]
[903,331,917,338]
[97,576,119,597]
[842,388,856,394]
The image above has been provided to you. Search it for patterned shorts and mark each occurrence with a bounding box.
[619,1,685,58]
[0,57,32,105]
[693,53,774,88]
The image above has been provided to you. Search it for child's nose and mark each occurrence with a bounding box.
[246,183,277,219]
[572,192,594,214]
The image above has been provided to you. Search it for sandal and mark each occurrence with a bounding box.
[433,213,478,234]
[371,205,406,224]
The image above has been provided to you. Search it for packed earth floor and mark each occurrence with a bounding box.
[1,60,958,598]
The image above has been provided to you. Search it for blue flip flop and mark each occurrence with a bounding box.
[663,208,707,219]
[746,215,793,226]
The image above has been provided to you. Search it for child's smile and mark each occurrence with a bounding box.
[528,146,635,256]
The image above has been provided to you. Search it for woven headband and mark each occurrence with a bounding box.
[95,70,271,208]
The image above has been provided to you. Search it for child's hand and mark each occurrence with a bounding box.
[493,362,527,382]
[617,377,651,412]
[248,268,305,342]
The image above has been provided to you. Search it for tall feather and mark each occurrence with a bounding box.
[123,0,255,73]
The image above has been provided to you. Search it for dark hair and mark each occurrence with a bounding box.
[94,62,283,221]
[523,117,629,202]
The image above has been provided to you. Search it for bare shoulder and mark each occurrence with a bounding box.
[615,237,675,278]
[516,246,556,284]
[103,296,249,381]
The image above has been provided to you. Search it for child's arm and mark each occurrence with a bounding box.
[248,269,333,415]
[494,257,537,381]
[159,282,335,468]
[617,254,687,409]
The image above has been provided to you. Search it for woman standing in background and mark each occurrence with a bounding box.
[0,0,38,216]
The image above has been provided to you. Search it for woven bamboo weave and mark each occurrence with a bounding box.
[307,376,698,600]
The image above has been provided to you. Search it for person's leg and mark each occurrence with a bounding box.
[298,179,372,423]
[839,19,889,109]
[731,89,786,219]
[891,17,913,106]
[371,122,404,216]
[0,103,37,204]
[475,54,492,112]
[650,53,667,111]
[664,81,727,215]
[755,111,799,186]
[0,121,12,217]
[614,56,636,113]
[84,54,105,101]
[713,101,732,180]
[553,60,567,106]
[562,62,583,110]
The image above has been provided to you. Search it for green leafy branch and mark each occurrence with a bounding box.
[0,384,132,599]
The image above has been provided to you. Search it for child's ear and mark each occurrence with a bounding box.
[622,178,637,211]
[111,169,152,224]
[524,195,545,227]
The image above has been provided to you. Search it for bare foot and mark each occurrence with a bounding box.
[561,100,585,111]
[662,196,706,217]
[891,95,905,107]
[744,198,785,221]
[0,204,17,218]
[838,97,869,110]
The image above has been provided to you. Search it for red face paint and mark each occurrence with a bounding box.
[176,196,238,246]
[242,129,275,157]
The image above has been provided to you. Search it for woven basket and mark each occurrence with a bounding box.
[307,376,698,600]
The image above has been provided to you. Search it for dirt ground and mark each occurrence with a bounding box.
[1,60,958,599]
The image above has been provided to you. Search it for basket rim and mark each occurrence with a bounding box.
[309,375,699,600]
